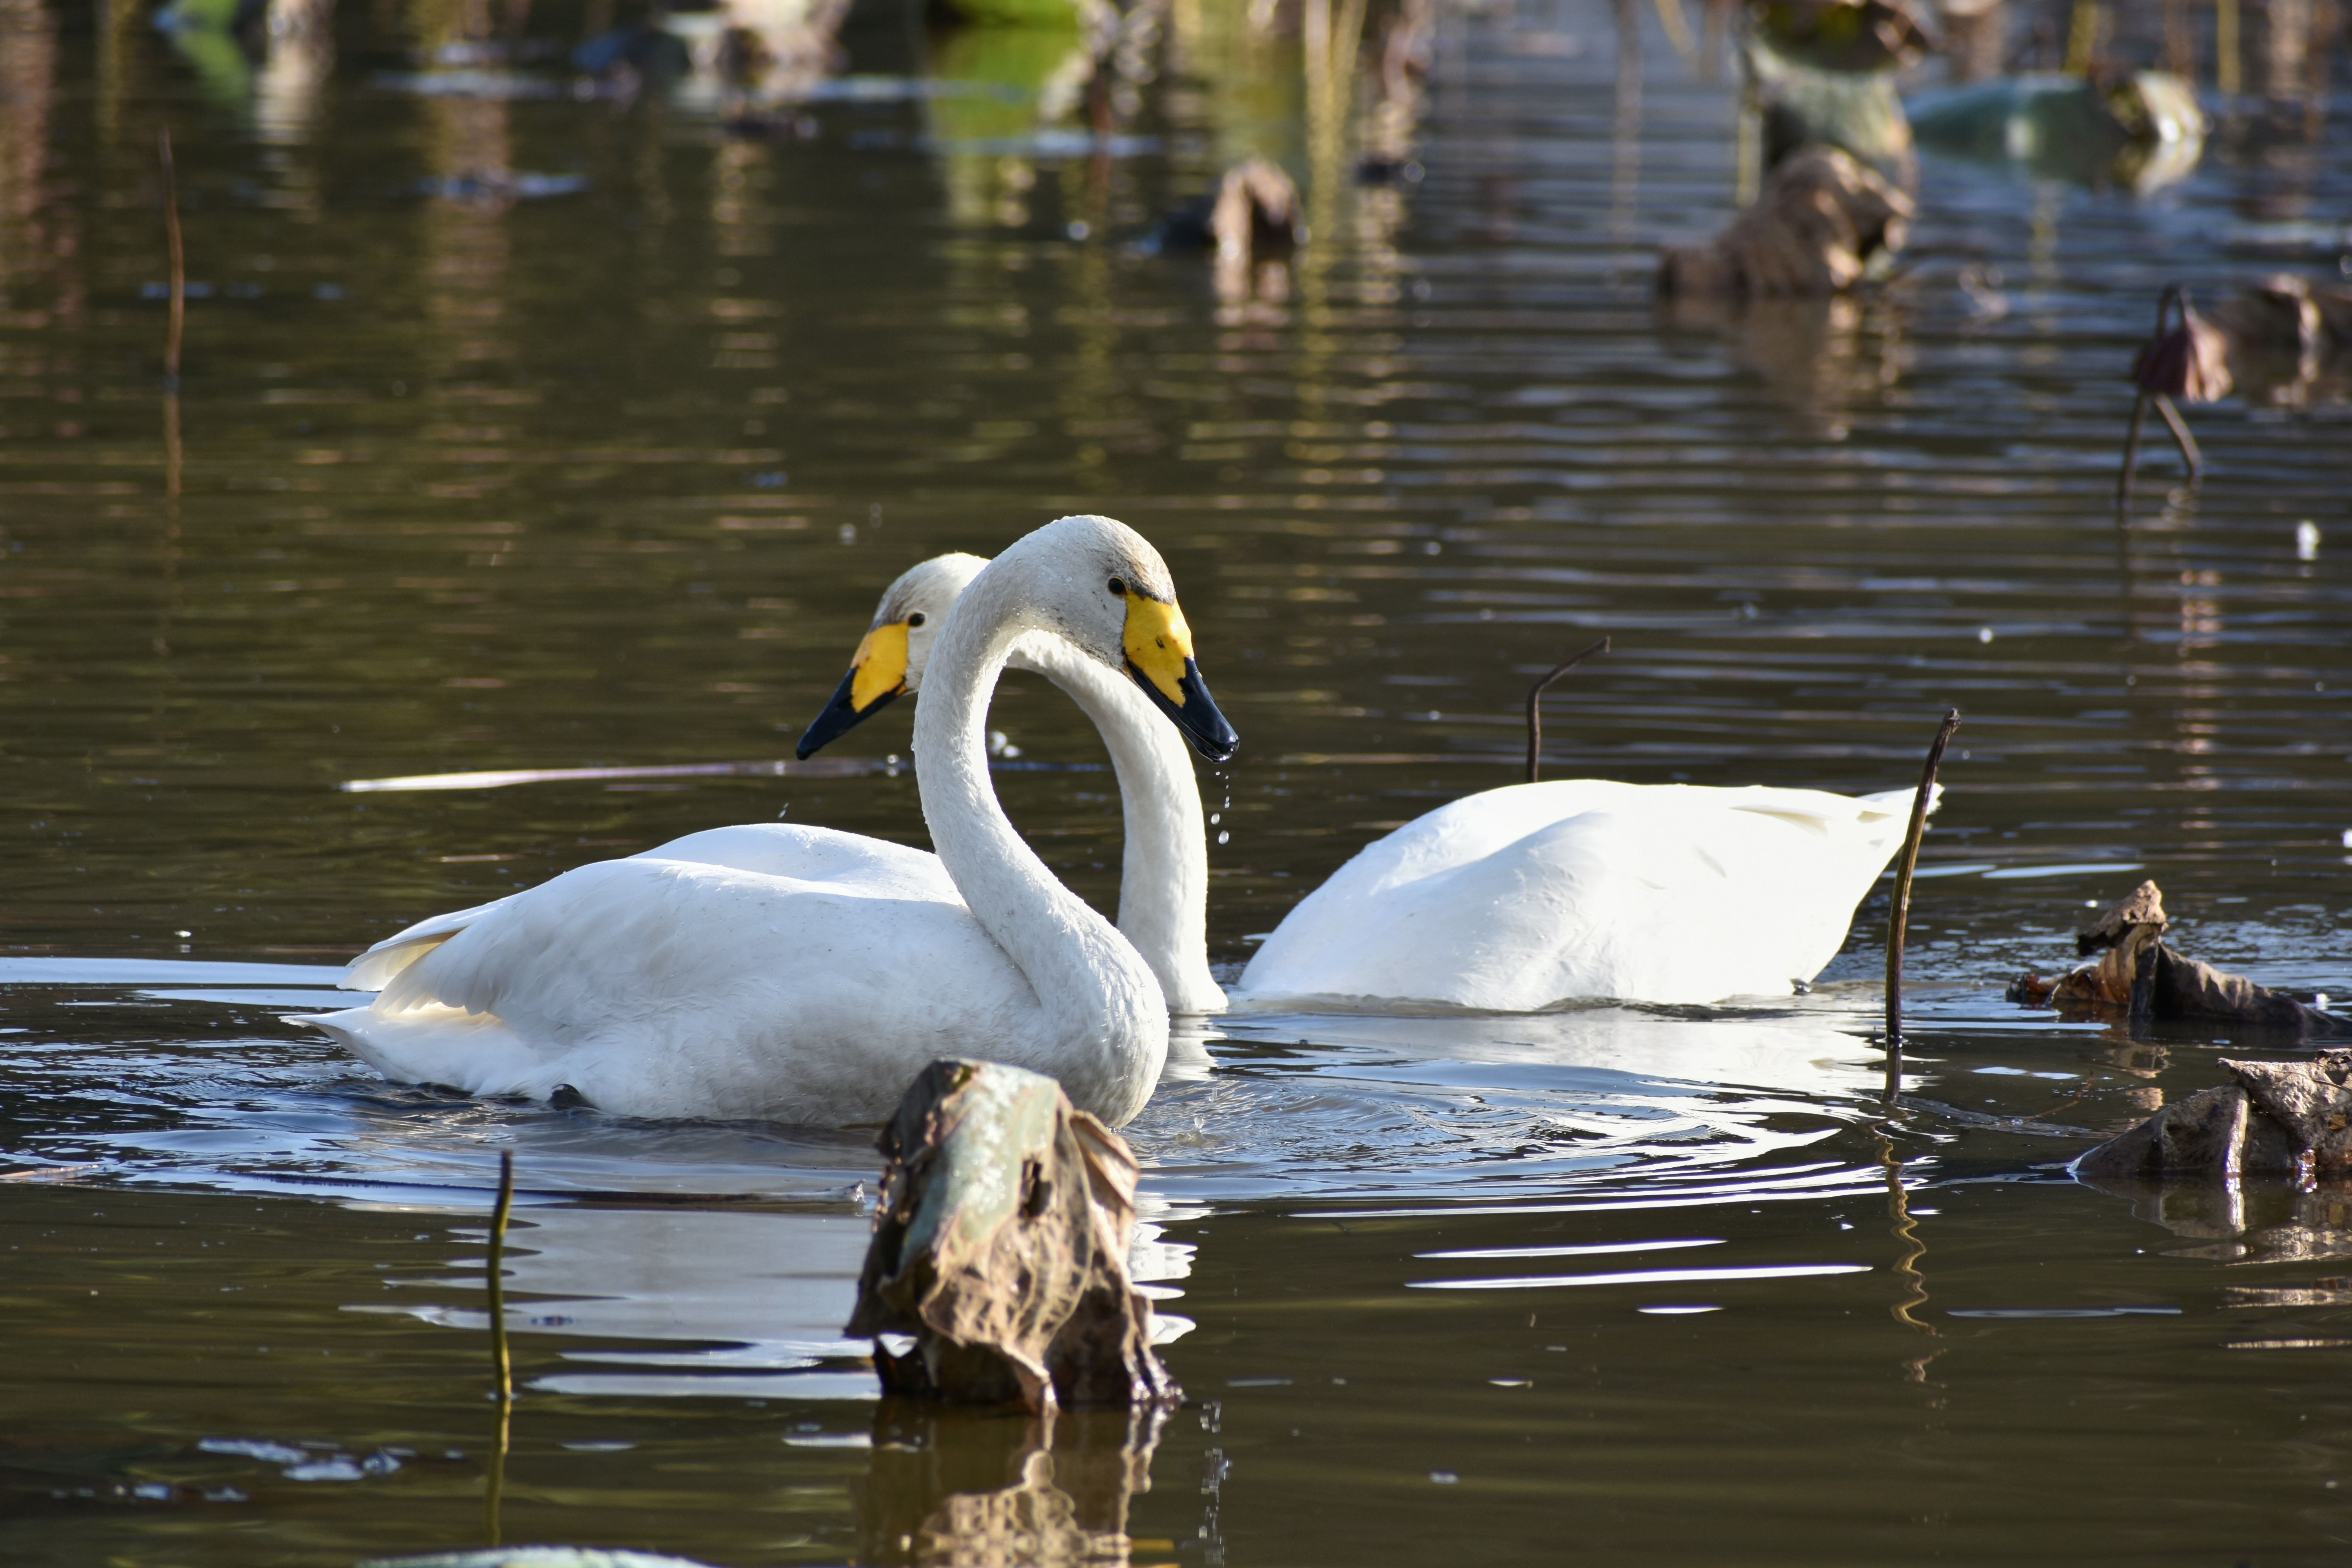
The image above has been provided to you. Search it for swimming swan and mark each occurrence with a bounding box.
[800,557,1932,1010]
[299,515,1239,1126]
[793,553,1226,1014]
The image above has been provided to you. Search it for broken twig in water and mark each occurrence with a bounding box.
[1523,636,1610,784]
[1883,708,1959,1101]
[485,1148,515,1545]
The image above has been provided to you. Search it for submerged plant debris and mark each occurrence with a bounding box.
[2008,881,2349,1038]
[849,1060,1180,1414]
[1655,145,1912,296]
[2077,1052,2352,1183]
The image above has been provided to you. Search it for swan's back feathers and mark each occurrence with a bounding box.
[323,848,1045,1123]
[635,823,954,898]
[337,824,951,995]
[342,897,513,990]
[1237,779,1937,1009]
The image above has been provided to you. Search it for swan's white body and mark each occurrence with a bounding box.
[1234,779,1923,1009]
[303,516,1200,1127]
[848,562,1935,1012]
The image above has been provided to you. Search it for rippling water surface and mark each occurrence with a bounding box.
[4,0,2351,1562]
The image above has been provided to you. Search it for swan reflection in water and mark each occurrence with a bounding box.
[359,1196,1194,1401]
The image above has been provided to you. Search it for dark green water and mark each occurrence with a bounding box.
[4,0,2351,1563]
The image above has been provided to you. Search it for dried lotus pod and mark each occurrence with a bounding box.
[2078,879,2166,956]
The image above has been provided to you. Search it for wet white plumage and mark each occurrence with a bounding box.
[846,559,1933,1011]
[1234,779,1926,1009]
[300,516,1191,1126]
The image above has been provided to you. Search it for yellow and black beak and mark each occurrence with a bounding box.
[1122,593,1240,764]
[795,621,911,760]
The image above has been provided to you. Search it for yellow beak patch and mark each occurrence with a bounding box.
[849,621,912,712]
[1123,594,1196,704]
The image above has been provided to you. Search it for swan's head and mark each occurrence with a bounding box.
[797,517,1239,765]
[795,553,986,760]
[1006,514,1240,765]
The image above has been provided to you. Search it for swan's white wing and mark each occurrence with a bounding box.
[635,822,955,900]
[343,897,516,990]
[309,851,1044,1123]
[1238,780,1927,1009]
[336,824,953,993]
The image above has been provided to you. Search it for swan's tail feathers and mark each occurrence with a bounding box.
[339,897,512,991]
[297,1003,556,1101]
[1857,782,1943,820]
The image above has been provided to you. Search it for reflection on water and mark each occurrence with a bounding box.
[2082,1172,2352,1266]
[858,1404,1168,1567]
[3,0,2352,1561]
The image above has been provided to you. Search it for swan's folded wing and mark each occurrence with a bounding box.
[332,855,1040,1120]
[374,855,967,1024]
[338,824,953,995]
[635,822,956,900]
[342,897,516,991]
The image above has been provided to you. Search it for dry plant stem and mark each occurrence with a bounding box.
[2153,392,2202,475]
[484,1148,516,1545]
[2216,0,2241,96]
[2116,390,2149,504]
[1882,708,1960,1102]
[159,128,184,503]
[159,128,183,388]
[1522,636,1611,784]
[163,390,182,506]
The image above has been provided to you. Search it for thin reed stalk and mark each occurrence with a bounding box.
[2215,0,2241,96]
[1882,710,1960,1102]
[2116,392,2149,505]
[159,128,184,503]
[484,1149,516,1544]
[159,129,183,388]
[1523,637,1611,783]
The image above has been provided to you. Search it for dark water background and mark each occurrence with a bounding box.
[4,0,2351,1562]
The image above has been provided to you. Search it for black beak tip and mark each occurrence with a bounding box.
[1192,720,1241,765]
[1131,657,1241,765]
[797,671,897,760]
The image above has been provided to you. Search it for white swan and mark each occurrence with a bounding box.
[793,554,1226,1014]
[298,515,1239,1126]
[800,558,1932,1011]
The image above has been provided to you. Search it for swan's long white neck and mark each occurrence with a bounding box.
[1011,635,1225,1014]
[914,553,1169,1124]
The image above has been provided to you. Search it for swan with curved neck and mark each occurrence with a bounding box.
[300,515,1236,1126]
[801,558,1935,1011]
[796,554,1225,1014]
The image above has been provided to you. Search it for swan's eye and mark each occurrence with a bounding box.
[906,612,926,628]
[1108,577,1127,597]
